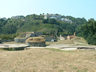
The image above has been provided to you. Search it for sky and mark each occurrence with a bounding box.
[0,0,96,20]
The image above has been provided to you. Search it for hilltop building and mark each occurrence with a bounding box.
[44,14,61,20]
[61,18,73,23]
[44,14,72,23]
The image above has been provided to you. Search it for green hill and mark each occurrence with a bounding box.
[0,14,96,45]
[0,14,87,36]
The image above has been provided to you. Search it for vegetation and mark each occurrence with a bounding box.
[0,34,18,41]
[76,19,96,45]
[0,48,96,72]
[0,14,95,45]
[0,14,87,35]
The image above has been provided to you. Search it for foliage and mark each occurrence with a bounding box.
[76,18,96,45]
[0,34,18,41]
[0,14,87,35]
[1,14,93,44]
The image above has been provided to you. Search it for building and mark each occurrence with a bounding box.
[44,14,72,23]
[26,37,46,47]
[14,32,43,43]
[59,35,65,40]
[44,14,61,20]
[61,18,73,23]
[45,36,57,42]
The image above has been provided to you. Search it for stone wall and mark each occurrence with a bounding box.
[14,38,26,43]
[27,42,46,47]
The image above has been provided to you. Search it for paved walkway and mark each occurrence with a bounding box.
[0,44,28,49]
[0,43,96,51]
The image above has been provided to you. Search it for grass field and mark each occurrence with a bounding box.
[0,48,96,72]
[46,37,88,46]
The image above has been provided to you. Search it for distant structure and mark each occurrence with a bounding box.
[61,18,73,23]
[11,16,25,19]
[44,14,48,19]
[45,36,57,42]
[67,32,76,40]
[59,35,65,40]
[26,37,46,47]
[44,14,61,20]
[14,32,43,43]
[43,13,72,23]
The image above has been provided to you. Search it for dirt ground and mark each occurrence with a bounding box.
[0,48,96,72]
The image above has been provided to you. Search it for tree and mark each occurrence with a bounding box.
[77,18,96,45]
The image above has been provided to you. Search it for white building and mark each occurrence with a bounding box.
[44,14,72,23]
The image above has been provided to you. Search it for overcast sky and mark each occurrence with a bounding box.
[0,0,96,19]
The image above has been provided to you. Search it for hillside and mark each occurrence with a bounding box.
[0,14,87,35]
[0,14,96,45]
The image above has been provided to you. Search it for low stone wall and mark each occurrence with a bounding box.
[14,38,26,43]
[27,42,46,47]
[2,47,25,51]
[0,41,2,43]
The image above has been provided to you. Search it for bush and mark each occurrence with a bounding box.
[0,34,18,42]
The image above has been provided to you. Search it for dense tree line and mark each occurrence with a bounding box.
[76,19,96,45]
[0,14,87,35]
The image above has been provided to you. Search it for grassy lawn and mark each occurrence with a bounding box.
[0,48,96,72]
[46,37,88,46]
